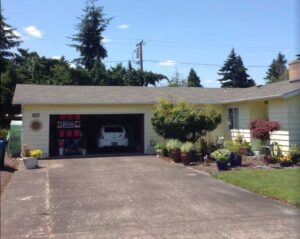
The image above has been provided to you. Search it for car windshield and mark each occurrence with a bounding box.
[104,126,123,133]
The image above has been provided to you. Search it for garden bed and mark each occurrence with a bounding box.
[159,155,299,175]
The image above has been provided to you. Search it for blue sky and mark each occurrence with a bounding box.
[3,0,299,87]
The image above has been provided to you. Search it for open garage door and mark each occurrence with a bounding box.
[49,114,144,157]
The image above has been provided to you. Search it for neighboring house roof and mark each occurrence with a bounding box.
[13,80,300,105]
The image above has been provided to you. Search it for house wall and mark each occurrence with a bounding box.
[22,103,227,157]
[224,102,251,143]
[287,95,300,147]
[22,104,163,157]
[268,98,290,152]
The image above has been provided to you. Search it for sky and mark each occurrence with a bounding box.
[2,0,299,87]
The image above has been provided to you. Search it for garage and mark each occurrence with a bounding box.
[49,114,144,157]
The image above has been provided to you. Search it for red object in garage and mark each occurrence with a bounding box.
[59,115,66,120]
[58,139,64,148]
[74,115,80,120]
[73,130,81,137]
[66,130,73,137]
[59,130,65,137]
[67,115,73,120]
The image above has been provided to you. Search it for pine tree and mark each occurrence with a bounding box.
[70,0,111,70]
[265,53,288,83]
[218,49,255,88]
[0,11,21,73]
[187,68,202,87]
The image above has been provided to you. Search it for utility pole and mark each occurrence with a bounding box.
[136,40,144,71]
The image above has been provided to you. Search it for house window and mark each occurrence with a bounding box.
[228,108,239,129]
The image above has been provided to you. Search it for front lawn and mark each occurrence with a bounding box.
[212,168,300,207]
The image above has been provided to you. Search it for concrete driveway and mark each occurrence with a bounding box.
[1,156,299,238]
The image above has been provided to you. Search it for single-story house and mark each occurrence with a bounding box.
[13,60,300,157]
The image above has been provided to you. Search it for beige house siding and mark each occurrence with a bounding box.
[23,104,162,157]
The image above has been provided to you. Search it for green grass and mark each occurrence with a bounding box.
[212,168,300,207]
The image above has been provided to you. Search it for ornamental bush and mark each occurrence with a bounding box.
[151,99,222,142]
[250,119,280,140]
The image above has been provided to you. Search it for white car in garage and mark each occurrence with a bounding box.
[97,125,128,148]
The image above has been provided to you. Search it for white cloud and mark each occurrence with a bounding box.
[159,60,177,66]
[102,37,112,43]
[52,56,62,60]
[205,79,215,83]
[24,26,43,38]
[118,24,130,30]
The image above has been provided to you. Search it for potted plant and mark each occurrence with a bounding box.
[211,148,230,170]
[166,139,182,163]
[288,144,300,164]
[22,145,42,169]
[226,140,242,167]
[155,142,167,157]
[180,142,194,166]
[278,156,293,167]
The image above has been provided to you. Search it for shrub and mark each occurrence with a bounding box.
[166,139,182,152]
[250,119,280,140]
[211,149,230,162]
[225,140,240,154]
[180,142,194,153]
[151,99,222,143]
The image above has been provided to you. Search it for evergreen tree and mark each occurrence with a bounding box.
[0,10,21,73]
[89,60,108,85]
[70,0,111,70]
[265,53,288,83]
[124,61,141,86]
[218,49,255,88]
[187,68,202,87]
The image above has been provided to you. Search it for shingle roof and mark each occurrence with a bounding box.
[13,80,300,105]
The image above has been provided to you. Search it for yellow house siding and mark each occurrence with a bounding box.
[268,99,290,152]
[287,95,300,147]
[224,103,251,142]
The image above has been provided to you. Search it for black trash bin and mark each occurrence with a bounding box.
[0,140,7,169]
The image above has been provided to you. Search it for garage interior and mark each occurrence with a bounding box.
[49,114,144,157]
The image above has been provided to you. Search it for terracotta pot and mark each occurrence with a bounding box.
[181,153,191,166]
[171,149,181,163]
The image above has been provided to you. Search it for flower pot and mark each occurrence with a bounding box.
[181,152,191,166]
[23,157,38,169]
[280,161,293,167]
[230,153,242,167]
[291,154,300,164]
[216,160,229,171]
[171,149,181,163]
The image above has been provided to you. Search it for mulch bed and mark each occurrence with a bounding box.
[159,155,299,175]
[0,154,20,195]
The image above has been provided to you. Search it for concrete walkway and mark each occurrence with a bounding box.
[1,156,299,238]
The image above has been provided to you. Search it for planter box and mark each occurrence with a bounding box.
[280,161,293,167]
[216,160,229,171]
[23,157,38,169]
[230,153,242,167]
[171,150,181,163]
[181,153,191,166]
